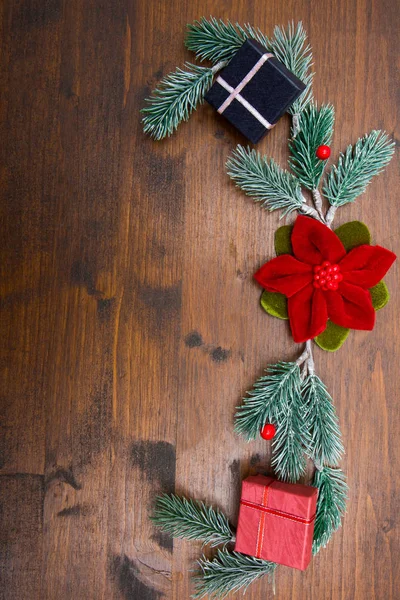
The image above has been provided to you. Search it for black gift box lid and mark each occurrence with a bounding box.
[205,39,306,143]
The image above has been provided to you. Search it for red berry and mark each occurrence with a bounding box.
[332,264,339,273]
[316,145,331,160]
[322,261,331,268]
[319,278,326,286]
[260,423,276,440]
[313,265,321,273]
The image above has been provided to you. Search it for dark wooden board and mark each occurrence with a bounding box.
[0,0,399,598]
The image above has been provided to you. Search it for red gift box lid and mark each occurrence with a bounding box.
[241,474,318,521]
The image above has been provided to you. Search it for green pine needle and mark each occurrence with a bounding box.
[193,549,277,599]
[289,104,335,189]
[151,494,234,548]
[185,17,258,64]
[323,130,395,207]
[312,467,348,554]
[302,374,344,467]
[142,63,214,140]
[227,145,304,217]
[269,22,314,115]
[270,370,308,483]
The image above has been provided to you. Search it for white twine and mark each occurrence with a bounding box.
[216,53,273,114]
[211,60,229,75]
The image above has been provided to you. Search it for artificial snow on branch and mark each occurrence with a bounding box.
[289,103,335,189]
[234,362,302,442]
[323,130,395,208]
[152,494,234,548]
[185,17,269,64]
[302,374,344,467]
[227,146,304,217]
[142,63,219,140]
[271,375,309,483]
[312,467,348,554]
[269,22,314,115]
[193,549,277,599]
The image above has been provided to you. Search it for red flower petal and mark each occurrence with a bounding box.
[254,255,313,298]
[288,285,328,343]
[325,281,375,330]
[339,244,396,288]
[291,215,346,265]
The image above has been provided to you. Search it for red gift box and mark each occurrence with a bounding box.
[234,474,318,570]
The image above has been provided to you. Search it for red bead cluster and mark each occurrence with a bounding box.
[313,261,343,291]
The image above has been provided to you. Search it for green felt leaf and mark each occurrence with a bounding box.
[315,321,350,352]
[370,281,390,310]
[260,290,288,320]
[274,225,293,256]
[334,221,371,251]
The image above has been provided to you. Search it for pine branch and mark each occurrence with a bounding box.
[235,362,309,482]
[226,145,304,217]
[271,371,309,483]
[142,63,215,140]
[193,549,277,599]
[302,374,344,467]
[289,104,335,189]
[185,17,259,64]
[235,362,301,442]
[323,130,395,207]
[269,22,314,115]
[152,494,234,548]
[312,467,348,554]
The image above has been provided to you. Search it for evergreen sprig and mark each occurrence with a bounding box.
[269,22,314,115]
[235,362,301,441]
[271,373,308,483]
[152,494,234,548]
[193,549,277,599]
[142,63,215,140]
[323,130,395,207]
[235,362,307,482]
[186,17,269,64]
[289,104,335,189]
[312,467,348,554]
[302,374,344,467]
[226,145,304,217]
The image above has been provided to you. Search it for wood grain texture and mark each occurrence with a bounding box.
[0,1,399,598]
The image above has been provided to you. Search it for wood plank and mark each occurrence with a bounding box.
[0,474,44,599]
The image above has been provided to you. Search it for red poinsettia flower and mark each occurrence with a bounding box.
[254,216,396,343]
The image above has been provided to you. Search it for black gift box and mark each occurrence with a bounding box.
[205,39,306,143]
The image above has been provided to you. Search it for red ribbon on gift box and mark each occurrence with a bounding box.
[239,480,316,558]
